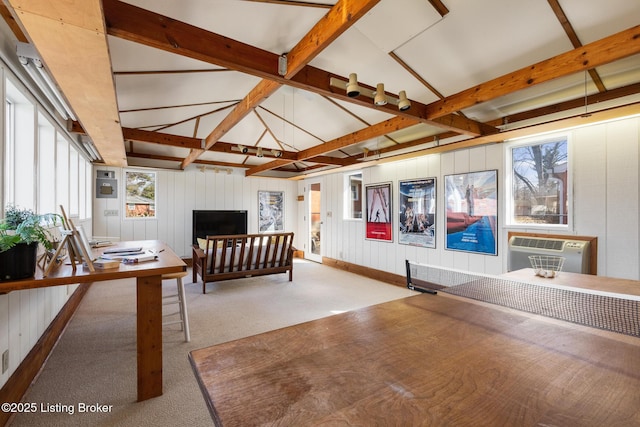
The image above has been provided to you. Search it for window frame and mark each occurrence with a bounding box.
[505,132,572,230]
[343,171,363,220]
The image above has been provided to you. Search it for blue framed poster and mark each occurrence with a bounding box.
[399,178,436,248]
[444,170,497,255]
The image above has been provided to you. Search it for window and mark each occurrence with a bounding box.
[125,170,156,218]
[509,135,569,226]
[344,172,362,219]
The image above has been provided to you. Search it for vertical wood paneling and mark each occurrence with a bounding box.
[573,125,608,272]
[605,120,639,279]
[304,117,639,281]
[484,143,504,276]
[0,294,7,384]
[91,168,297,257]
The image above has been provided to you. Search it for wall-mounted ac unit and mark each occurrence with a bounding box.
[507,236,590,274]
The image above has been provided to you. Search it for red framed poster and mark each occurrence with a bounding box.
[365,182,392,242]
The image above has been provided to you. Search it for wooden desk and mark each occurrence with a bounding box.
[189,273,640,426]
[0,240,186,401]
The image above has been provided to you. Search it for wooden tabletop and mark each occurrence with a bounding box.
[0,240,186,293]
[190,285,640,426]
[503,268,640,297]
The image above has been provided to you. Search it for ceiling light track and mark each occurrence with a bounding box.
[330,73,411,111]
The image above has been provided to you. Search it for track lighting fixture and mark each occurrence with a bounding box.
[256,147,264,158]
[272,149,282,158]
[346,73,360,97]
[397,90,411,111]
[329,73,411,111]
[374,83,387,106]
[329,74,411,111]
[237,144,248,154]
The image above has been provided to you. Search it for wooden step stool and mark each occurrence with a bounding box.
[162,271,191,342]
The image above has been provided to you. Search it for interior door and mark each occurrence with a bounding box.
[307,180,322,263]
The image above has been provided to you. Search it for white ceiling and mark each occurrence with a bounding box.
[4,0,640,177]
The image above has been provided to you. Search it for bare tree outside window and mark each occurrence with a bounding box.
[512,138,568,225]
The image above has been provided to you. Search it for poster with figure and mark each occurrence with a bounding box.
[444,170,498,255]
[399,178,436,248]
[258,191,284,232]
[365,182,392,242]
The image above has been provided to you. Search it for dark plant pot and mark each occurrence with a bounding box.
[0,242,39,281]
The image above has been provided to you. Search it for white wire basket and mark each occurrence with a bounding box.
[529,255,565,278]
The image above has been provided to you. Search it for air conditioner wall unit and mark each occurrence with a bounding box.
[507,236,590,274]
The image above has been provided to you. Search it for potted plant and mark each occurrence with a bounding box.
[0,205,61,281]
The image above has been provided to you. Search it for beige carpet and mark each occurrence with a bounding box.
[10,259,415,426]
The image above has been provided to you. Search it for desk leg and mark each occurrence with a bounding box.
[136,274,163,401]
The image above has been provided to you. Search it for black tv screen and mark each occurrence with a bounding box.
[192,210,248,244]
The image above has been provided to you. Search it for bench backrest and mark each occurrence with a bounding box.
[202,233,294,275]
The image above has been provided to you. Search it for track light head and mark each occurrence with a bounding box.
[397,90,411,111]
[256,147,264,158]
[346,73,360,98]
[237,144,248,154]
[374,83,387,106]
[272,149,282,158]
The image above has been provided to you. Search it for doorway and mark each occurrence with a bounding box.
[307,180,322,263]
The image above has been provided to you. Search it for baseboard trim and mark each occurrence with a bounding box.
[0,283,91,427]
[322,257,406,287]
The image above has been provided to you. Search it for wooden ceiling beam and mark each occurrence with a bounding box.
[246,116,417,176]
[103,0,491,139]
[121,127,353,166]
[179,0,380,169]
[546,0,605,92]
[425,25,640,120]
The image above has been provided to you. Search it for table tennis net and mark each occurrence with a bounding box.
[405,260,640,337]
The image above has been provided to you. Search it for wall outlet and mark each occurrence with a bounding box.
[2,350,8,374]
[104,209,119,216]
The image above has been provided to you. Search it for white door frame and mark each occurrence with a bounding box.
[306,178,322,263]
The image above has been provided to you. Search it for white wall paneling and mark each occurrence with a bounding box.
[304,115,640,281]
[92,168,299,258]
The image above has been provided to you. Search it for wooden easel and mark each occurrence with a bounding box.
[43,206,95,276]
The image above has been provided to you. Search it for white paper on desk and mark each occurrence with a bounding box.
[121,254,157,263]
[100,251,146,260]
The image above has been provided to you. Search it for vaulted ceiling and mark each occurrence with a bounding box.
[3,0,640,179]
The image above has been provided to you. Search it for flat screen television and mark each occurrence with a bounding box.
[192,210,248,244]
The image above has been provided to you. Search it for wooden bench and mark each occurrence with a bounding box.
[192,232,295,294]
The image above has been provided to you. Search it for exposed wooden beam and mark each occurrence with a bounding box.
[486,82,640,127]
[546,0,605,92]
[282,0,379,78]
[245,116,417,176]
[0,4,27,42]
[180,79,282,167]
[103,0,492,139]
[180,0,380,169]
[120,127,352,166]
[425,25,640,120]
[7,0,127,166]
[426,0,449,17]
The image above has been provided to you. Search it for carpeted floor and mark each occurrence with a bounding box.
[10,259,415,426]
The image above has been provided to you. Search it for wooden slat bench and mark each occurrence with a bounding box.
[192,232,295,294]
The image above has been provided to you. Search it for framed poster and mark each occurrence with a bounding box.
[125,170,156,218]
[399,178,436,248]
[444,170,498,255]
[365,182,392,242]
[258,190,284,232]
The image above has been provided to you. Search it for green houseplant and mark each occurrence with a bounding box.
[0,205,61,281]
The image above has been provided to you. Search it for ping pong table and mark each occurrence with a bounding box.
[189,268,640,426]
